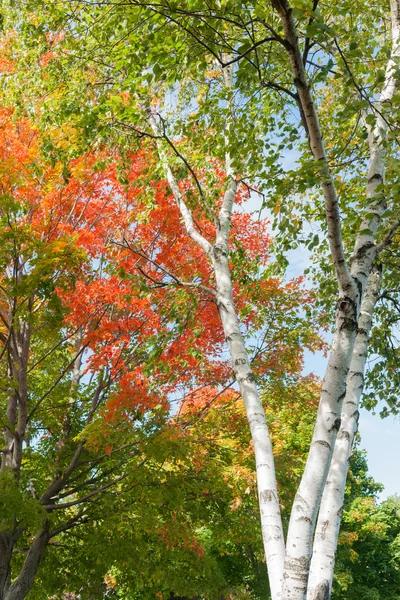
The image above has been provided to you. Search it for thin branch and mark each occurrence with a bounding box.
[302,0,320,65]
[49,516,90,538]
[376,220,400,253]
[43,460,146,511]
[27,341,90,422]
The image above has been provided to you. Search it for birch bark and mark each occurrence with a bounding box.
[306,3,400,595]
[270,1,400,598]
[147,64,285,599]
[307,266,381,600]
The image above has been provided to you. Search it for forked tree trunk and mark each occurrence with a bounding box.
[270,1,400,598]
[307,266,381,599]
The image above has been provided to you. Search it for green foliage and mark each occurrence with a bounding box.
[0,470,46,534]
[0,1,399,598]
[334,493,400,600]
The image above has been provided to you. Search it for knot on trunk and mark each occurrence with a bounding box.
[337,296,358,332]
[336,296,354,313]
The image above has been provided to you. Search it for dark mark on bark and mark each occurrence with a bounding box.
[234,358,246,366]
[367,173,383,184]
[353,276,363,297]
[315,440,331,449]
[337,430,350,440]
[285,555,310,571]
[260,489,275,503]
[294,492,309,509]
[353,240,375,261]
[313,579,330,600]
[298,515,312,523]
[226,333,240,342]
[339,317,358,333]
[244,373,255,383]
[357,327,369,336]
[321,519,329,540]
[350,371,364,380]
[342,280,355,293]
[329,417,341,432]
[213,244,228,261]
[216,299,229,313]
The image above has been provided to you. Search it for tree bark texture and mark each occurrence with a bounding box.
[2,525,50,600]
[307,266,381,599]
[270,1,400,598]
[147,62,286,599]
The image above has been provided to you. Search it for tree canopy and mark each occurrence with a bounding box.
[0,1,399,600]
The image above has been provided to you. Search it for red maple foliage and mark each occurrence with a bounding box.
[0,110,322,431]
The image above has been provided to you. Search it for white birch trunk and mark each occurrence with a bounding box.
[306,3,400,595]
[270,1,400,598]
[211,244,285,600]
[307,266,381,600]
[146,63,285,599]
[270,3,360,596]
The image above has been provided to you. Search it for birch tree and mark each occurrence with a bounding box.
[269,3,400,597]
[146,68,286,598]
[2,1,400,600]
[135,3,400,598]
